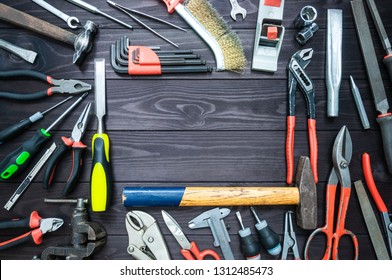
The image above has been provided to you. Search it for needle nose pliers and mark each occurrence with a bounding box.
[0,70,91,101]
[286,48,318,184]
[42,102,91,195]
[0,211,63,250]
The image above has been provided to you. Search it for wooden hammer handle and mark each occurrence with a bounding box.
[0,4,75,45]
[122,186,300,207]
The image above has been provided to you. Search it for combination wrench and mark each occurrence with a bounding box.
[32,0,80,29]
[228,0,246,21]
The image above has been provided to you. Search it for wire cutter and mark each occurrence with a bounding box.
[304,125,359,260]
[281,211,300,260]
[126,210,171,260]
[0,211,63,250]
[286,48,318,184]
[362,153,392,258]
[42,103,91,195]
[0,70,91,101]
[162,210,221,260]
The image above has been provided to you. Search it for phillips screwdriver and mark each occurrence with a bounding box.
[236,211,261,260]
[90,58,112,212]
[0,96,73,145]
[250,206,282,256]
[0,93,88,180]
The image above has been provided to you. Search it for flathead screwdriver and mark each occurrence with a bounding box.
[0,92,88,180]
[236,211,261,260]
[0,96,73,145]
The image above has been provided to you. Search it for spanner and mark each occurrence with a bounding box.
[32,0,80,29]
[228,0,246,21]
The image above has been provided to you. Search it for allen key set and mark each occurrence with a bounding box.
[110,36,213,75]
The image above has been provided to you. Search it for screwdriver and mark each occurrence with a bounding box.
[90,58,112,212]
[0,93,88,180]
[250,206,282,256]
[0,96,73,145]
[236,211,261,260]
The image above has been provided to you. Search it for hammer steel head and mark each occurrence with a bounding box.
[295,156,317,230]
[73,20,98,66]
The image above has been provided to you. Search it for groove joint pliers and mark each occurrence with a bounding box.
[286,48,318,184]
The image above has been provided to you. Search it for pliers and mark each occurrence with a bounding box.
[42,102,91,195]
[0,211,63,250]
[286,48,318,184]
[0,70,91,101]
[281,211,300,260]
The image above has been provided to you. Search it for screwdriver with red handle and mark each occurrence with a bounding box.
[0,92,88,180]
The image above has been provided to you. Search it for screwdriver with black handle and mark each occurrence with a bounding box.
[0,93,88,180]
[0,96,73,145]
[90,58,112,212]
[250,206,282,256]
[236,211,261,260]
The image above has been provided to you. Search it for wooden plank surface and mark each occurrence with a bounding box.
[0,0,391,260]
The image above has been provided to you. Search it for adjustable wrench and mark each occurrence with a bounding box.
[228,0,246,21]
[32,0,80,29]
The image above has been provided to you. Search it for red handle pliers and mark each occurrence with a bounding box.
[0,70,91,101]
[0,211,63,251]
[286,48,318,184]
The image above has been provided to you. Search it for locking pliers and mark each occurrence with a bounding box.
[126,210,171,260]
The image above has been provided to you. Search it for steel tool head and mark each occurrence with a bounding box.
[71,102,91,142]
[294,156,317,230]
[162,210,191,250]
[332,126,352,188]
[52,79,92,94]
[188,208,230,229]
[40,218,64,234]
[73,20,98,66]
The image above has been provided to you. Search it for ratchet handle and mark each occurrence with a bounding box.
[376,113,392,175]
[362,153,388,213]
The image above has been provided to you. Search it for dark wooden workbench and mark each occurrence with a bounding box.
[0,0,391,260]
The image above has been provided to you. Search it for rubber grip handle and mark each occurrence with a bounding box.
[286,116,295,184]
[0,90,49,101]
[362,153,388,213]
[383,54,392,85]
[0,118,33,145]
[0,229,42,251]
[42,140,70,189]
[90,134,112,212]
[308,119,318,183]
[239,234,261,260]
[0,129,51,180]
[63,145,86,196]
[0,211,41,229]
[376,113,392,175]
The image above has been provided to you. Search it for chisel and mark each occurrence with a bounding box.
[351,0,392,175]
[90,58,112,212]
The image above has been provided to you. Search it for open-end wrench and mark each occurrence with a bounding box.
[32,0,80,29]
[228,0,246,21]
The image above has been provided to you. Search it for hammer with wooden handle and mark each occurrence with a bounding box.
[122,156,317,230]
[0,3,97,66]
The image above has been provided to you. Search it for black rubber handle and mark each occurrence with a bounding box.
[63,146,85,196]
[257,225,280,252]
[0,129,51,180]
[377,113,392,175]
[239,234,261,260]
[0,90,48,101]
[0,231,35,251]
[383,55,392,85]
[0,118,33,144]
[0,216,30,229]
[42,140,69,189]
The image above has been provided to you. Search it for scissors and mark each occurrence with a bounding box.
[304,125,359,260]
[161,210,221,260]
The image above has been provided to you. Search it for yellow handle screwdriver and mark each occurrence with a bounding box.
[90,58,112,212]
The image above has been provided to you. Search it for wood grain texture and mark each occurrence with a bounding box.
[0,0,391,261]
